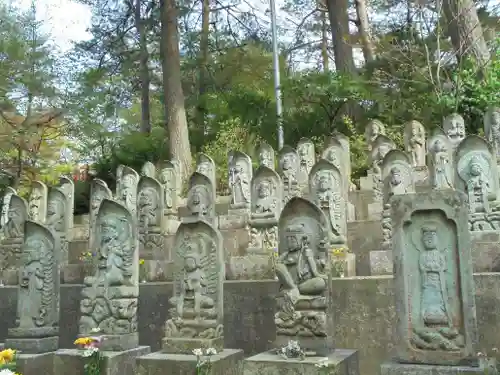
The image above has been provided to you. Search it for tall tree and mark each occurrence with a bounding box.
[160,0,192,176]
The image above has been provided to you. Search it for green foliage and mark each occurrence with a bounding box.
[201,118,259,192]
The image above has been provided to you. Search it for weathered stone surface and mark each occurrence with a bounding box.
[46,187,69,264]
[244,349,359,375]
[116,165,139,215]
[365,119,386,152]
[427,129,454,190]
[228,150,252,209]
[186,172,216,223]
[15,352,55,375]
[257,141,276,169]
[297,138,315,186]
[226,255,274,280]
[443,113,466,149]
[158,160,178,215]
[381,361,486,375]
[58,176,75,230]
[89,179,112,247]
[5,221,59,353]
[196,153,216,188]
[54,346,150,375]
[79,199,139,351]
[137,349,244,375]
[163,219,224,354]
[274,197,333,356]
[141,161,156,178]
[278,145,300,205]
[137,176,164,253]
[369,250,393,275]
[390,190,478,365]
[484,107,500,159]
[28,181,47,222]
[404,120,426,167]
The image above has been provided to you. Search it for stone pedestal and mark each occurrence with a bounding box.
[380,361,486,375]
[369,250,393,275]
[5,326,59,354]
[244,349,359,375]
[15,352,55,375]
[218,209,249,230]
[54,346,150,375]
[162,336,224,354]
[137,349,244,375]
[367,201,383,219]
[226,255,274,280]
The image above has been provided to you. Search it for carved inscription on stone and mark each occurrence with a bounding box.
[58,176,74,230]
[28,181,48,222]
[46,188,68,264]
[186,172,215,222]
[163,219,224,353]
[228,151,252,209]
[137,176,164,251]
[297,138,315,186]
[390,190,477,365]
[257,142,275,169]
[79,199,139,351]
[404,120,426,167]
[427,129,454,190]
[274,197,332,357]
[8,221,59,339]
[309,159,346,245]
[278,146,300,204]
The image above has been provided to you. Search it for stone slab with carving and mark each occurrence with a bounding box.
[427,128,454,190]
[116,165,140,215]
[484,107,500,159]
[46,187,69,265]
[28,181,48,222]
[390,190,478,365]
[185,172,216,224]
[274,197,333,357]
[228,150,252,210]
[5,221,60,353]
[78,199,139,351]
[158,161,178,216]
[59,176,75,230]
[365,119,386,152]
[257,141,275,169]
[297,138,315,187]
[1,186,16,227]
[278,146,300,205]
[404,120,426,167]
[443,113,466,150]
[137,176,164,254]
[141,161,156,178]
[196,153,216,189]
[89,179,112,246]
[162,219,224,354]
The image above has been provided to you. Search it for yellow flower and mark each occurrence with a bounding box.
[0,348,16,363]
[74,337,93,346]
[0,356,5,365]
[139,259,145,265]
[331,248,346,258]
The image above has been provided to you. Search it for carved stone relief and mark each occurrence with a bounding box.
[170,159,183,198]
[90,179,112,249]
[257,141,275,169]
[158,161,178,215]
[28,181,48,222]
[371,135,396,175]
[390,190,477,365]
[196,153,216,189]
[427,129,454,190]
[248,166,282,252]
[278,146,300,204]
[297,138,315,186]
[381,150,415,203]
[163,219,224,354]
[141,161,156,178]
[404,120,426,167]
[79,199,139,351]
[443,113,466,149]
[484,107,500,159]
[6,221,59,352]
[1,187,16,228]
[58,176,74,230]
[228,150,252,209]
[137,176,164,251]
[46,188,69,265]
[364,119,386,151]
[186,172,215,222]
[116,165,139,215]
[274,197,333,357]
[309,159,346,245]
[456,135,499,214]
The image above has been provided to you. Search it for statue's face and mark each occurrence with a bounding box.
[258,181,270,198]
[101,220,118,243]
[7,207,17,220]
[422,230,437,250]
[299,146,307,157]
[184,256,197,272]
[282,155,292,169]
[446,116,465,137]
[391,169,402,185]
[318,176,329,191]
[138,193,149,207]
[47,201,59,215]
[286,234,300,251]
[470,163,481,176]
[433,140,445,152]
[197,163,209,175]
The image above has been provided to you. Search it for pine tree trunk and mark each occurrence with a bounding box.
[355,0,375,63]
[442,0,490,67]
[197,0,210,137]
[326,0,356,74]
[160,0,192,179]
[134,0,151,134]
[320,6,329,71]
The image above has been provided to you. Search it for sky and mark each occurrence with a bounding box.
[15,0,92,52]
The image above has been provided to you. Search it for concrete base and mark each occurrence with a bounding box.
[244,349,359,375]
[15,352,55,375]
[162,336,224,354]
[380,361,487,375]
[5,335,58,354]
[78,332,138,351]
[137,348,244,375]
[54,345,150,375]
